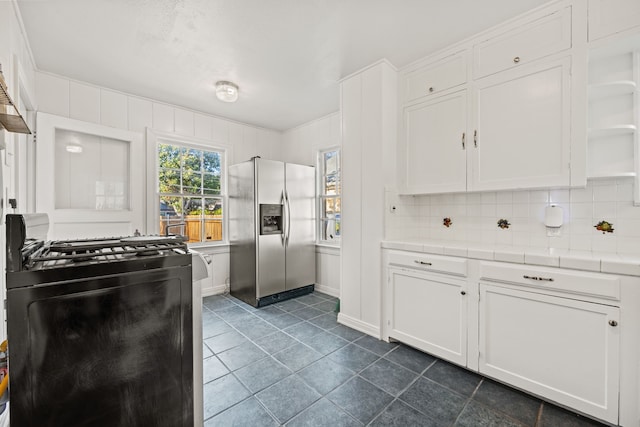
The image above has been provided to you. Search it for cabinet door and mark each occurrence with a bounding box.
[479,284,619,424]
[388,268,467,366]
[402,90,467,194]
[470,58,571,191]
[588,0,640,42]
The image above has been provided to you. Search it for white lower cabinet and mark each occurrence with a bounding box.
[387,267,467,366]
[478,284,620,424]
[382,250,637,425]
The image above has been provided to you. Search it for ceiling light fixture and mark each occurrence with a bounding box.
[215,81,239,103]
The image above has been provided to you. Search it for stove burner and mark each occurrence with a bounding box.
[20,235,189,270]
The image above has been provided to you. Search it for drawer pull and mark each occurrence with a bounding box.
[461,132,466,150]
[523,275,554,282]
[513,56,521,63]
[414,260,432,266]
[609,320,618,327]
[460,291,466,295]
[428,86,434,93]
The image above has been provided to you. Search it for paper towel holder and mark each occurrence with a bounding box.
[545,205,563,236]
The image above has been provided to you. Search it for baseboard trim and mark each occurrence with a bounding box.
[337,313,380,338]
[314,284,340,298]
[202,284,226,297]
[202,284,340,300]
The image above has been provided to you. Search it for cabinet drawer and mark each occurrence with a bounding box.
[473,6,571,79]
[388,251,467,277]
[404,52,467,103]
[479,262,620,301]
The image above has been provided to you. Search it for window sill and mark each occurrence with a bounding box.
[315,243,341,255]
[188,242,229,254]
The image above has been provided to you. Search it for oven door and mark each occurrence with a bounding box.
[7,265,193,427]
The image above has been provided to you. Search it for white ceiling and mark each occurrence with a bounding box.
[17,0,549,131]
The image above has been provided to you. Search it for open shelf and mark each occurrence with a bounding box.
[589,80,636,99]
[588,124,637,138]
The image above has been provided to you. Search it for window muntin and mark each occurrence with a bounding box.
[318,149,341,243]
[158,143,224,243]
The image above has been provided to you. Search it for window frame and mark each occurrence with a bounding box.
[147,130,228,247]
[317,147,341,246]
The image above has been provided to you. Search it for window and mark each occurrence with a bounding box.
[55,129,130,210]
[158,143,224,243]
[318,148,341,243]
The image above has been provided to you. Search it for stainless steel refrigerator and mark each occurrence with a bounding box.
[229,157,316,307]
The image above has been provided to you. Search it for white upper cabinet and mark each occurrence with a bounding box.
[470,57,571,191]
[473,6,572,79]
[403,51,467,103]
[588,0,640,42]
[398,1,584,194]
[402,90,467,194]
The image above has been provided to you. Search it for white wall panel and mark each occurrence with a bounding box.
[35,72,70,117]
[152,102,174,132]
[69,81,100,124]
[100,89,128,129]
[211,117,230,144]
[360,66,384,327]
[194,112,213,140]
[340,74,363,322]
[242,126,258,160]
[339,61,397,336]
[174,108,194,137]
[127,97,152,132]
[228,122,243,164]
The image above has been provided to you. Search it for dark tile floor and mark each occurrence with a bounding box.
[202,291,607,427]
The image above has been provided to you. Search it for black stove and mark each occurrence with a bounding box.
[6,214,191,288]
[5,214,194,426]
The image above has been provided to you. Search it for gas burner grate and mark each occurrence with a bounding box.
[26,236,189,269]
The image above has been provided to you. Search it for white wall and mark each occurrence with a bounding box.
[340,61,397,337]
[386,178,640,256]
[34,70,283,296]
[281,112,341,297]
[0,1,38,348]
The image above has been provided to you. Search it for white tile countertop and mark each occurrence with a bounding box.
[381,239,640,276]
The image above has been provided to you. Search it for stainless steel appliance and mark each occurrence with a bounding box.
[229,158,315,307]
[5,214,194,427]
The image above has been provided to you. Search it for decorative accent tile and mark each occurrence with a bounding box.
[594,220,614,234]
[497,219,511,229]
[443,217,453,227]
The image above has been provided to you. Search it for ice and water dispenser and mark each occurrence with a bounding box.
[259,204,283,235]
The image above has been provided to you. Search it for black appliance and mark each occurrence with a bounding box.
[5,214,194,427]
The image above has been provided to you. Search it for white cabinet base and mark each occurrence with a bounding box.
[478,284,619,424]
[387,267,467,366]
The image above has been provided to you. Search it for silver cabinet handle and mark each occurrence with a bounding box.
[414,260,432,266]
[461,132,466,150]
[474,130,478,148]
[513,56,521,63]
[523,275,554,282]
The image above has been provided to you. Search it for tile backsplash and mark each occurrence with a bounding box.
[385,178,640,256]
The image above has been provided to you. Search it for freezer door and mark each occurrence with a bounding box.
[285,163,316,290]
[229,161,258,305]
[257,159,286,298]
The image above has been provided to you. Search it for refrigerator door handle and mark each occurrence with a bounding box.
[285,190,292,247]
[280,190,288,246]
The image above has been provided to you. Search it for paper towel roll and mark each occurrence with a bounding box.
[544,205,563,228]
